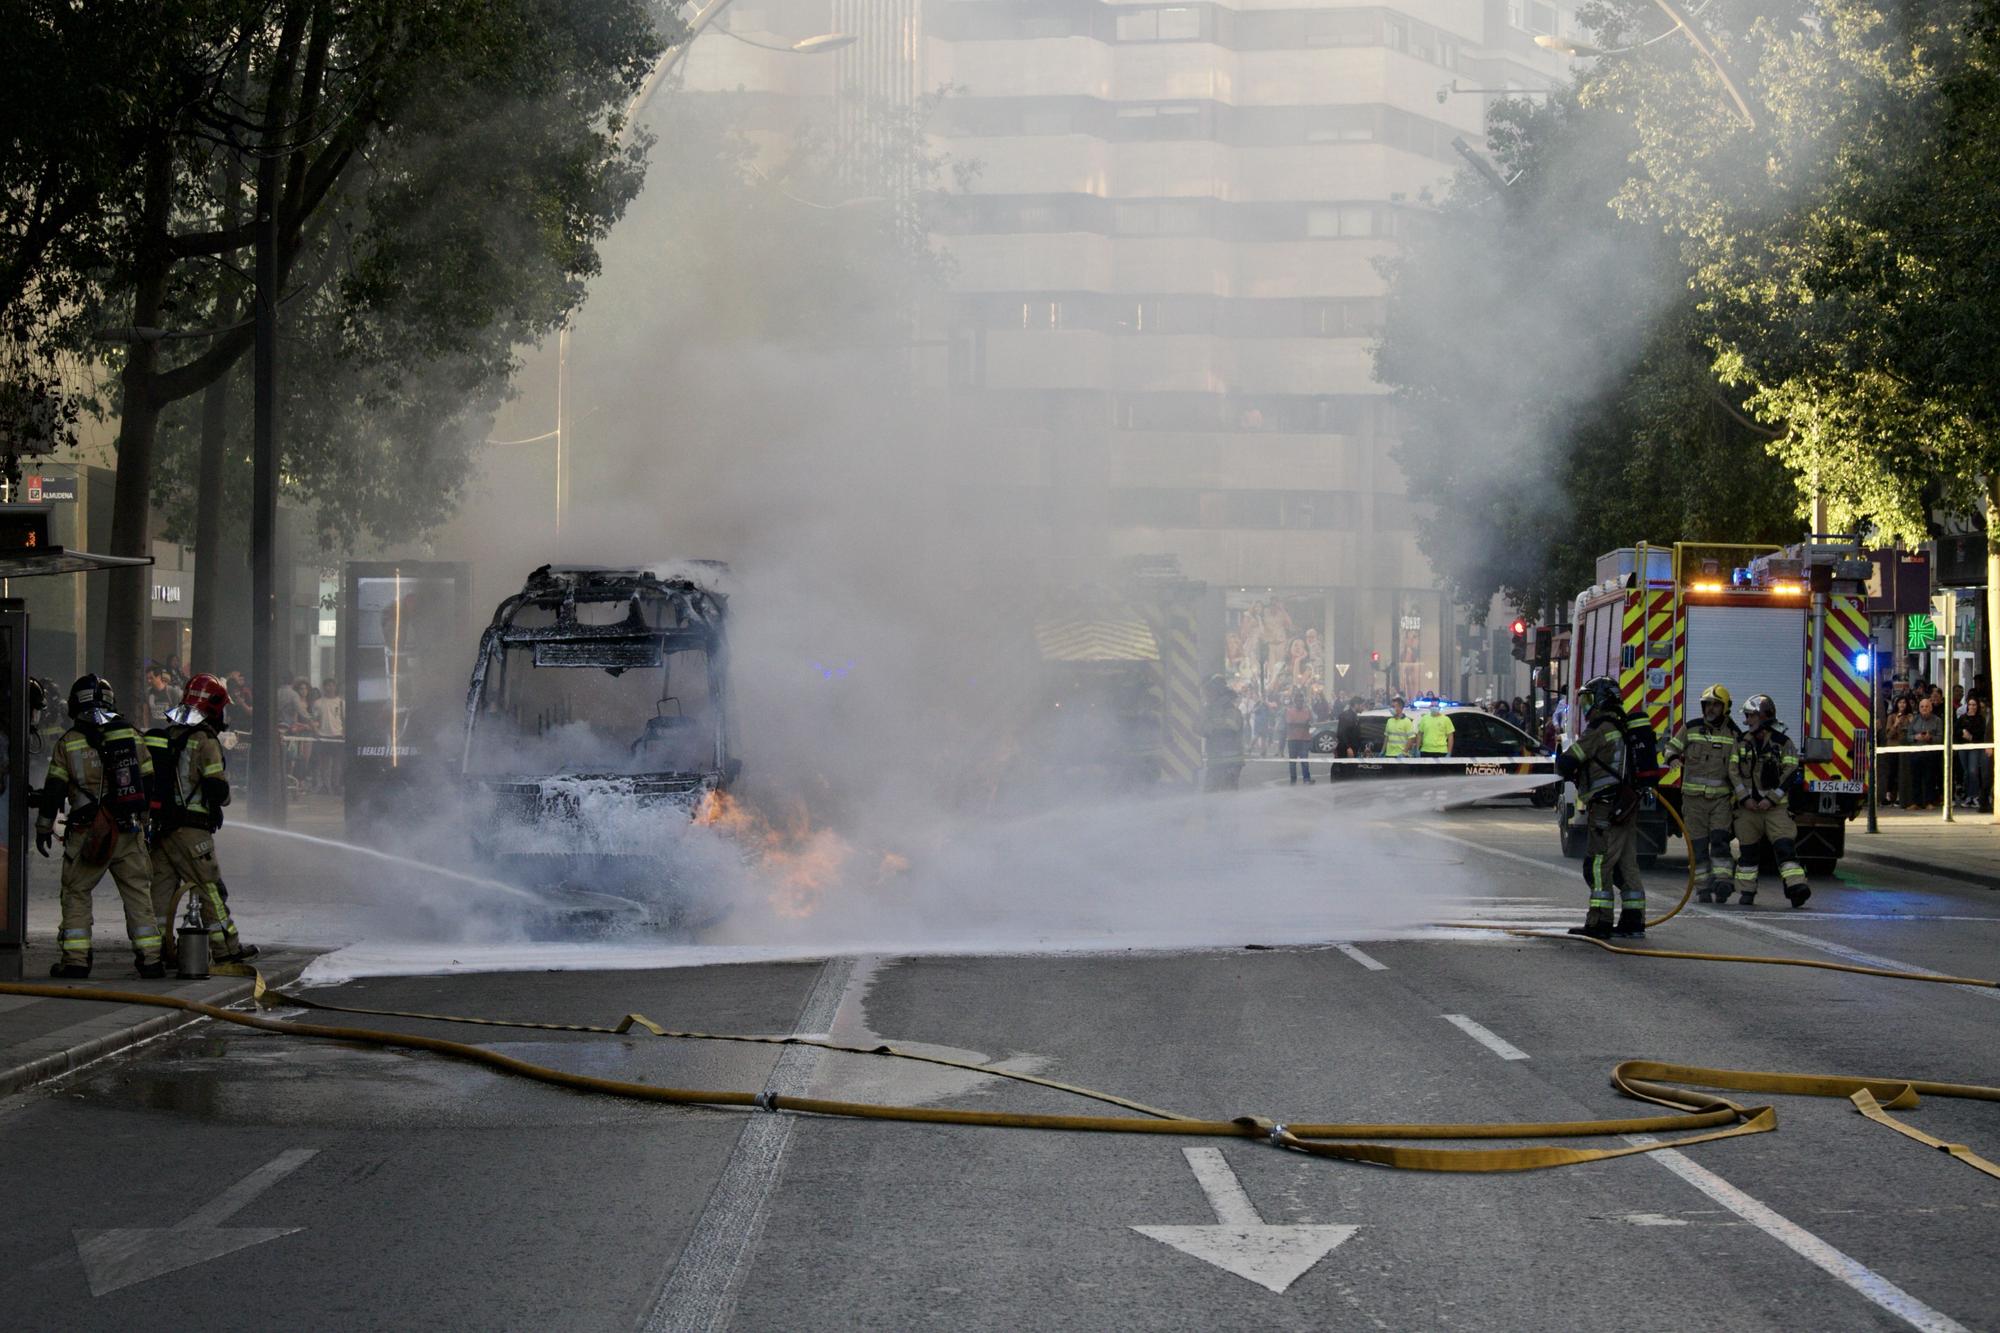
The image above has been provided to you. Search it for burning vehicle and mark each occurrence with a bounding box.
[460,564,738,909]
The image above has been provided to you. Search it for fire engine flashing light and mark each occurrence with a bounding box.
[1691,580,1724,593]
[1853,649,1872,674]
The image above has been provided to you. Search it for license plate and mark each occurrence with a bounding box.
[1809,780,1864,794]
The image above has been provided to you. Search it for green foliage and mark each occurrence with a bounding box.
[1598,0,2000,543]
[1375,92,1800,619]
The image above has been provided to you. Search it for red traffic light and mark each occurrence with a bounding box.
[1370,650,1381,664]
[1510,619,1526,635]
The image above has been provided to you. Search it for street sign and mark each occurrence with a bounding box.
[1334,662,1349,677]
[23,475,76,503]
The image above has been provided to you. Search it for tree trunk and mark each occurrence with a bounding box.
[189,360,233,671]
[1986,474,1998,819]
[102,136,175,710]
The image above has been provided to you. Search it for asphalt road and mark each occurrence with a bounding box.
[3,804,1996,1331]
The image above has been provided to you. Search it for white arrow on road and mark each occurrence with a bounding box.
[1133,1147,1358,1294]
[74,1148,318,1297]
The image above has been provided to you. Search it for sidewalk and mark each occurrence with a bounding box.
[1842,806,2000,887]
[0,944,315,1098]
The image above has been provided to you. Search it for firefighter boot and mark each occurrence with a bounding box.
[1782,870,1811,909]
[1612,908,1646,939]
[1568,909,1613,940]
[215,940,259,964]
[49,957,90,980]
[135,953,166,980]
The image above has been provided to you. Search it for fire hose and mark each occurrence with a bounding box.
[3,797,1996,1177]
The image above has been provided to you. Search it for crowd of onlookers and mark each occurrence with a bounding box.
[1880,672,1992,812]
[135,661,347,796]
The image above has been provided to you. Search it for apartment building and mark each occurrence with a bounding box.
[681,0,1579,699]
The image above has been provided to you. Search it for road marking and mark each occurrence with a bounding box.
[1415,827,1568,873]
[1332,943,1388,971]
[1183,1145,1261,1225]
[1632,1138,1970,1333]
[644,956,856,1333]
[1442,1014,1530,1060]
[1133,1147,1359,1294]
[1696,911,2000,1002]
[74,1148,317,1297]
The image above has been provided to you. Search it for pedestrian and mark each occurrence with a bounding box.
[1309,684,1331,724]
[1283,688,1314,784]
[1883,695,1913,805]
[1493,699,1514,727]
[1906,697,1944,809]
[1662,684,1741,902]
[1417,700,1455,758]
[1330,697,1363,779]
[34,675,163,978]
[146,675,257,966]
[313,677,345,794]
[1556,676,1646,939]
[1254,693,1280,758]
[1382,695,1417,758]
[1729,693,1810,908]
[1953,696,1990,811]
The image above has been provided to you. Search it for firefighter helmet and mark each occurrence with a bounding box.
[68,673,114,718]
[1699,683,1732,710]
[1581,675,1623,718]
[1741,693,1777,726]
[180,673,230,727]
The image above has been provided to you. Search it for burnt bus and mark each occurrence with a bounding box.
[460,564,737,899]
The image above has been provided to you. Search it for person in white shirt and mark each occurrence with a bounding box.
[311,678,345,794]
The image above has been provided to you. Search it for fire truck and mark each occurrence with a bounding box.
[1556,541,1874,874]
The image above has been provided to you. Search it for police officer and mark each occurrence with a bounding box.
[35,675,162,978]
[1556,675,1645,939]
[1729,693,1811,908]
[148,674,257,965]
[1662,684,1740,903]
[1382,696,1418,758]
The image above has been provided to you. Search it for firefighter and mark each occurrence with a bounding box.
[1555,675,1645,939]
[1200,674,1245,792]
[35,675,162,978]
[1729,693,1811,908]
[147,674,257,965]
[1662,683,1741,903]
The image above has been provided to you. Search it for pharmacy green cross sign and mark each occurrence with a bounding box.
[1906,614,1937,651]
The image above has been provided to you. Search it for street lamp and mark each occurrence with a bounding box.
[1535,0,1755,129]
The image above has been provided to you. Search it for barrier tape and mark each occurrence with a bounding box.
[1237,755,1556,766]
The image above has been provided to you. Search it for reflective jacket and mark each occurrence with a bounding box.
[38,716,154,833]
[1731,724,1801,805]
[146,722,230,831]
[1560,713,1628,802]
[1662,717,1741,798]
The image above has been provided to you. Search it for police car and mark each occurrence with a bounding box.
[1308,700,1560,805]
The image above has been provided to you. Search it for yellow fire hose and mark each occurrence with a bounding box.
[7,803,1994,1178]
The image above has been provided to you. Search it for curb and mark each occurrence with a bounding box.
[0,954,313,1099]
[1841,850,2000,889]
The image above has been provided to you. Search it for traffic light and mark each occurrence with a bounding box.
[1509,618,1528,662]
[1369,650,1381,667]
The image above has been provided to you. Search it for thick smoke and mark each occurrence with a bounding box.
[292,89,1524,972]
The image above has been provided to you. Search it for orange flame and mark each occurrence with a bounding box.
[694,789,859,918]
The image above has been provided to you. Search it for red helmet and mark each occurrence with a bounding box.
[182,673,230,726]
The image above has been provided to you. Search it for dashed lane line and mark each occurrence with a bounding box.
[1441,1014,1530,1061]
[1332,943,1388,971]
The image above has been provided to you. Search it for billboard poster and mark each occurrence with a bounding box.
[1223,591,1327,700]
[342,562,470,827]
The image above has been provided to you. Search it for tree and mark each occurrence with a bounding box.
[9,0,666,702]
[1374,91,1800,621]
[1598,0,2000,803]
